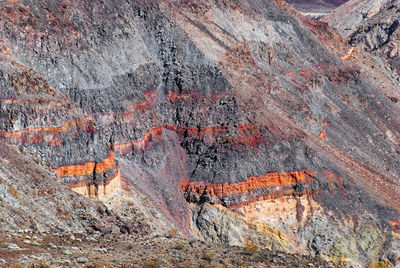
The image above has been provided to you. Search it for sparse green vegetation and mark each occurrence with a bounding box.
[127,243,136,250]
[173,241,185,250]
[202,252,213,262]
[166,228,177,238]
[145,259,157,268]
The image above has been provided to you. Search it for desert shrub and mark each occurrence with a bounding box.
[145,259,157,268]
[127,243,136,250]
[166,228,177,238]
[243,242,259,255]
[202,253,213,262]
[85,262,102,268]
[174,241,185,250]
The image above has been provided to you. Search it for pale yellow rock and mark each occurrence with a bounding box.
[71,170,121,199]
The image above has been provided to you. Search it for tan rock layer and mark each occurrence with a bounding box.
[54,150,116,178]
[70,169,121,199]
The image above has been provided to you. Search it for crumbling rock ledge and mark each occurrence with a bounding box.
[180,170,316,207]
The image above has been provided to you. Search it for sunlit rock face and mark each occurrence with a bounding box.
[324,0,400,76]
[0,0,400,265]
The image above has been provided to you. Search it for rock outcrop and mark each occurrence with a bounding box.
[180,170,317,207]
[0,141,123,233]
[0,0,400,266]
[324,0,400,76]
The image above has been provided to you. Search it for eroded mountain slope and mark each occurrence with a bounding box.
[324,0,400,77]
[0,141,127,234]
[0,0,400,266]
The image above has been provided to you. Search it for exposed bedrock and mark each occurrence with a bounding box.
[0,0,400,265]
[324,0,400,77]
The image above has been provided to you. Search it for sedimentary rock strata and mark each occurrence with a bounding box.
[324,0,400,76]
[0,0,400,265]
[180,170,317,207]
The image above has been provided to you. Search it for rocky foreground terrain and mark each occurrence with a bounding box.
[0,0,400,267]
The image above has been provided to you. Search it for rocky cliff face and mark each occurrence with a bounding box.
[324,0,400,77]
[0,141,126,234]
[1,0,400,266]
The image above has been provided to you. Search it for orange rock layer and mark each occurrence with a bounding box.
[113,127,165,155]
[389,220,400,234]
[54,150,116,178]
[319,129,326,139]
[0,117,95,146]
[0,120,264,150]
[179,169,316,200]
[180,169,349,208]
[0,90,235,147]
[113,124,264,156]
[341,47,355,61]
[53,151,120,199]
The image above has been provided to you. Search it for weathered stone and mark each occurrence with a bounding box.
[63,250,72,256]
[77,257,89,263]
[48,243,58,250]
[5,243,20,250]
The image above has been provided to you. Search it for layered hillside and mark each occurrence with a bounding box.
[0,141,125,234]
[324,0,400,77]
[1,0,400,266]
